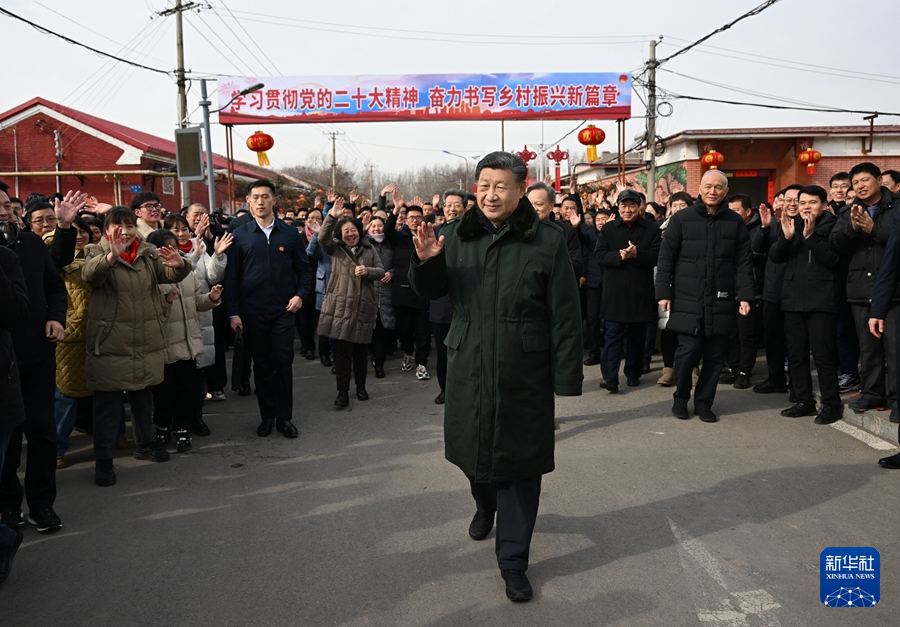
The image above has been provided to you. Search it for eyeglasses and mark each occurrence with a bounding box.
[307,216,322,223]
[30,216,58,226]
[140,203,163,211]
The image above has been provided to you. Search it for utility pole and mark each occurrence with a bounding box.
[366,163,376,200]
[158,0,201,206]
[323,131,345,188]
[646,38,659,203]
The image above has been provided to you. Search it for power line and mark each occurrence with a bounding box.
[0,6,172,74]
[666,92,900,117]
[220,13,649,46]
[226,9,650,41]
[218,0,281,74]
[209,7,276,75]
[658,0,784,65]
[184,12,254,76]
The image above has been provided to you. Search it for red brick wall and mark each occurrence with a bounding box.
[0,113,229,210]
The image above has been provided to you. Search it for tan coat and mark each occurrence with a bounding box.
[316,214,385,344]
[82,237,192,392]
[159,269,219,365]
[44,231,92,397]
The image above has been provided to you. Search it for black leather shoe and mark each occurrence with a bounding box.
[695,406,719,423]
[374,363,386,378]
[257,419,274,437]
[642,359,651,375]
[672,399,690,419]
[0,529,23,585]
[468,510,494,540]
[320,354,333,367]
[192,417,211,437]
[331,365,337,375]
[599,379,619,393]
[304,349,316,361]
[435,391,445,404]
[719,369,736,384]
[501,569,533,602]
[237,380,251,396]
[280,420,298,438]
[753,379,788,394]
[334,390,349,408]
[356,386,369,401]
[780,402,817,418]
[733,373,751,389]
[583,354,602,366]
[878,452,900,469]
[626,378,640,387]
[814,406,843,425]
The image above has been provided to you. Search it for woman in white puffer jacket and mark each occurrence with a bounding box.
[164,214,232,436]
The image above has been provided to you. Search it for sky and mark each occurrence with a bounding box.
[2,0,898,181]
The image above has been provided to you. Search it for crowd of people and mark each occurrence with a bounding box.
[1,157,900,597]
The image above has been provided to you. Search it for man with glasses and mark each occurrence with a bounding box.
[131,192,164,240]
[829,172,861,394]
[225,180,311,439]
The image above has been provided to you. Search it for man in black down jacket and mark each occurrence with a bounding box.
[594,190,661,391]
[0,189,67,533]
[768,185,842,425]
[830,162,900,417]
[656,170,755,422]
[0,239,29,584]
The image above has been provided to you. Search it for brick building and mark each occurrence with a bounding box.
[0,97,263,210]
[576,125,900,207]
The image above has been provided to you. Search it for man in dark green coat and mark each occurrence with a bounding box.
[409,151,583,602]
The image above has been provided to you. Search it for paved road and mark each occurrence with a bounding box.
[4,350,898,626]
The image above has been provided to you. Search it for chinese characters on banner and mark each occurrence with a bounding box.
[217,73,632,124]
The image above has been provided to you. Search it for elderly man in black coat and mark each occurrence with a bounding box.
[594,190,661,391]
[656,170,755,422]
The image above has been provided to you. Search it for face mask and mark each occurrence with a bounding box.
[370,233,385,243]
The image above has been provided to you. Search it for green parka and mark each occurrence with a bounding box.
[409,198,583,482]
[82,237,192,392]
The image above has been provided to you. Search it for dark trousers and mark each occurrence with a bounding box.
[784,311,840,408]
[296,299,318,354]
[600,321,646,383]
[673,325,728,408]
[837,303,860,377]
[93,388,154,460]
[762,300,787,385]
[395,306,431,367]
[433,322,450,392]
[244,311,296,423]
[0,429,15,550]
[152,359,197,431]
[644,321,657,362]
[468,473,542,571]
[318,331,333,359]
[585,285,603,358]
[334,340,367,391]
[852,303,898,404]
[206,305,230,392]
[0,357,57,512]
[727,301,758,375]
[371,315,390,368]
[661,329,679,368]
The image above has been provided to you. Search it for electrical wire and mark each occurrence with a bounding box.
[666,92,900,117]
[209,7,276,75]
[0,6,172,74]
[184,12,254,76]
[27,0,172,66]
[658,0,784,65]
[218,0,281,75]
[218,13,649,47]
[225,9,650,41]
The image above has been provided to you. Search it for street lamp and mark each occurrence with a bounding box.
[443,150,478,193]
[200,80,264,212]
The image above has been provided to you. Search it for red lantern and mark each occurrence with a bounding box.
[701,149,725,170]
[578,124,606,163]
[246,131,274,167]
[798,148,822,175]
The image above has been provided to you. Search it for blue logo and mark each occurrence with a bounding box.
[820,547,879,607]
[130,185,142,193]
